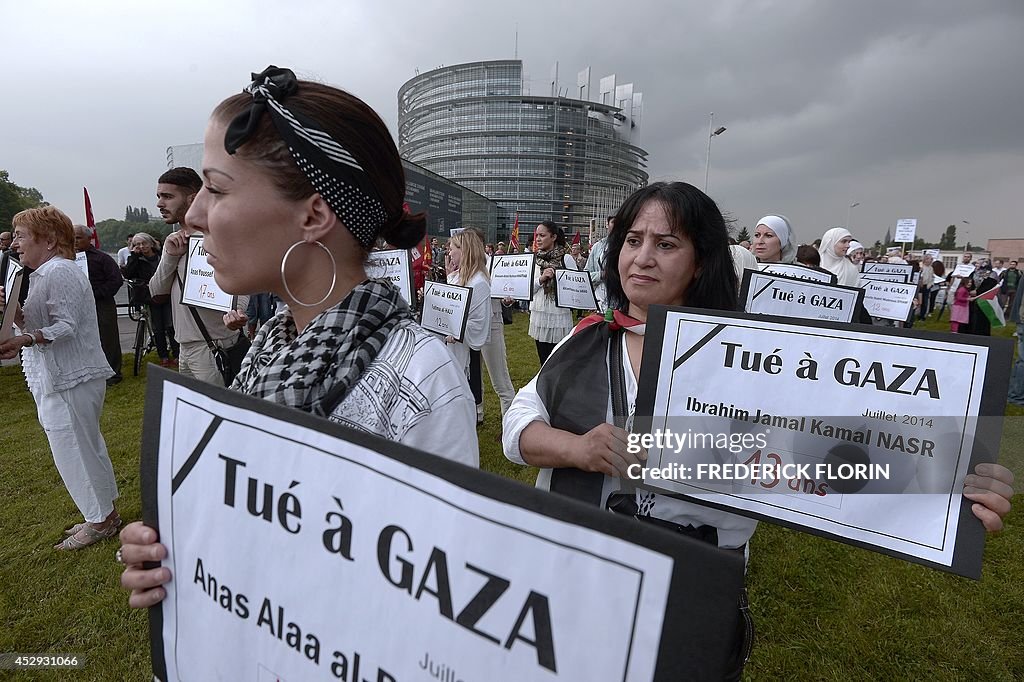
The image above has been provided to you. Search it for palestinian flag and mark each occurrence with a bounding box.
[974,286,1006,328]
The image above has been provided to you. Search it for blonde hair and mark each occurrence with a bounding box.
[449,229,487,287]
[12,206,75,259]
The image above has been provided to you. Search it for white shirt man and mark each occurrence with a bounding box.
[116,235,132,269]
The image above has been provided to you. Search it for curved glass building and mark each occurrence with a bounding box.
[398,60,648,241]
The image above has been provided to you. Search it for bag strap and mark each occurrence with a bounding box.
[604,327,640,517]
[176,270,218,351]
[609,328,628,429]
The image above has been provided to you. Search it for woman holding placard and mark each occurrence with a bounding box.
[503,182,1014,678]
[118,66,479,607]
[751,214,797,263]
[529,220,576,364]
[0,206,120,550]
[443,229,492,411]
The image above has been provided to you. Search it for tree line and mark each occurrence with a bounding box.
[0,170,46,228]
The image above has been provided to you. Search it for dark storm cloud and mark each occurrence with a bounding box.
[2,0,1020,245]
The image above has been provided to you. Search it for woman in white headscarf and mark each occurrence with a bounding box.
[846,240,865,266]
[751,215,796,263]
[729,244,758,284]
[818,227,859,287]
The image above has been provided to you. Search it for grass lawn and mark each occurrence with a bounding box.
[1,312,1021,680]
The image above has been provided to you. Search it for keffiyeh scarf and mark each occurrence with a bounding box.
[234,280,412,417]
[539,310,646,505]
[535,246,569,299]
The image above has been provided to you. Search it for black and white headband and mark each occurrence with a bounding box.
[223,66,388,248]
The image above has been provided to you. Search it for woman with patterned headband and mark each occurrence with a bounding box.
[118,66,479,608]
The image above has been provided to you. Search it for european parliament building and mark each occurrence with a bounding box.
[398,59,649,241]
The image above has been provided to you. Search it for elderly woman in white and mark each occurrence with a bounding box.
[0,207,120,550]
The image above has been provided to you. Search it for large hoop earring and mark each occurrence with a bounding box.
[280,240,337,308]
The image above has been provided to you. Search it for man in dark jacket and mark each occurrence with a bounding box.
[74,225,124,384]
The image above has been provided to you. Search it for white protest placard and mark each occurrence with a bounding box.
[181,235,235,313]
[859,273,911,285]
[952,263,976,278]
[2,253,23,303]
[634,307,1010,578]
[75,251,89,277]
[894,219,917,243]
[860,262,912,283]
[0,268,24,343]
[449,227,466,236]
[861,280,918,321]
[367,249,414,308]
[555,269,598,310]
[912,272,920,285]
[758,263,836,285]
[740,270,863,323]
[886,247,903,257]
[421,281,472,342]
[924,249,941,260]
[143,373,747,681]
[489,253,535,301]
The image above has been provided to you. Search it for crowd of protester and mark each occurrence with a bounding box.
[0,66,1017,678]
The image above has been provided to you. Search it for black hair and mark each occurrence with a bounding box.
[537,220,567,249]
[796,244,821,267]
[158,167,202,194]
[605,182,738,312]
[213,81,424,250]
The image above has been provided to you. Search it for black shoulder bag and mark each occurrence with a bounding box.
[176,271,250,386]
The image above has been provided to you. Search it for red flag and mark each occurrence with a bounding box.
[572,230,581,246]
[83,187,100,248]
[422,237,433,267]
[509,213,520,252]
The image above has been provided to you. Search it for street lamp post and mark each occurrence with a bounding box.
[845,202,860,231]
[961,220,970,253]
[704,112,727,193]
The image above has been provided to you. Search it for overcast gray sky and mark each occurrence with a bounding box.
[4,0,1021,247]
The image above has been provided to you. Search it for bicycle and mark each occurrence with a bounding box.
[126,282,159,376]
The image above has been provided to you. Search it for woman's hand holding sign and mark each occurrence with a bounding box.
[119,522,171,608]
[963,463,1015,531]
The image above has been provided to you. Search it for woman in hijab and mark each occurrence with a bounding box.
[751,215,796,263]
[846,240,866,266]
[968,259,1000,336]
[818,227,860,287]
[119,66,479,608]
[729,243,758,284]
[529,220,576,364]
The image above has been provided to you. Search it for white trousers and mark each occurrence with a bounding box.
[31,377,118,523]
[481,314,515,415]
